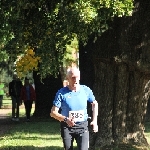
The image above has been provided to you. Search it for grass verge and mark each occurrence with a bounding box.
[0,120,63,150]
[0,106,150,150]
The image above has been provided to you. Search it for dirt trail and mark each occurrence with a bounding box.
[0,107,12,135]
[0,105,25,135]
[0,108,11,116]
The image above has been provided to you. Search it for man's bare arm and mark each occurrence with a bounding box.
[50,105,76,127]
[50,106,66,122]
[92,100,98,122]
[90,100,98,132]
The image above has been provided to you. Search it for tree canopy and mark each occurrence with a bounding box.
[0,0,134,78]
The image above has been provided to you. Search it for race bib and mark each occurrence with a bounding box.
[69,110,84,122]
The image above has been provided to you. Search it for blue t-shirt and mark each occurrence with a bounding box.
[53,85,95,122]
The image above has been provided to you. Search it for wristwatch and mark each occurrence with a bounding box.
[64,117,68,122]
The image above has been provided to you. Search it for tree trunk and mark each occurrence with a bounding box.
[80,0,150,149]
[33,71,63,117]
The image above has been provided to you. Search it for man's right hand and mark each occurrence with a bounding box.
[66,117,76,127]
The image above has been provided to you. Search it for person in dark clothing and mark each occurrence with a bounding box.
[21,77,36,122]
[9,74,23,121]
[0,82,5,109]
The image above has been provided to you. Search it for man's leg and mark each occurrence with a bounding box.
[24,101,28,119]
[0,95,3,109]
[26,101,30,119]
[61,123,74,150]
[28,101,33,119]
[76,130,89,150]
[75,121,89,150]
[11,96,16,119]
[24,101,31,120]
[16,97,20,119]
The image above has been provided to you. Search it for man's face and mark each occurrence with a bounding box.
[25,79,29,84]
[67,71,80,88]
[13,74,18,80]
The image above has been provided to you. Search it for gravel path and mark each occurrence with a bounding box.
[0,107,13,135]
[0,104,36,136]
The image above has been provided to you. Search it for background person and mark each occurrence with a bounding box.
[9,74,23,121]
[50,67,98,150]
[0,81,5,109]
[21,77,36,122]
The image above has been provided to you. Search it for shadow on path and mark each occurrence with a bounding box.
[0,108,13,135]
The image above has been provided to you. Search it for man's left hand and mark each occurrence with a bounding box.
[90,121,98,132]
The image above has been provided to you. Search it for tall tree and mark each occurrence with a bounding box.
[33,71,62,117]
[0,0,133,118]
[0,0,133,77]
[3,0,149,148]
[80,0,150,149]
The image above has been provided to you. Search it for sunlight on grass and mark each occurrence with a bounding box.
[1,132,62,147]
[0,121,64,149]
[0,105,78,150]
[0,104,67,149]
[1,103,150,149]
[145,134,150,146]
[144,122,150,145]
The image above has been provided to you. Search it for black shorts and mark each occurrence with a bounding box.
[60,121,89,150]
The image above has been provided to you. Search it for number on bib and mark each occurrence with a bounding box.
[69,110,84,122]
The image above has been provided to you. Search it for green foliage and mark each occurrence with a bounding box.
[0,50,9,62]
[63,35,79,67]
[0,0,134,78]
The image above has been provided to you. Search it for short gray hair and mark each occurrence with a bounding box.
[66,67,80,78]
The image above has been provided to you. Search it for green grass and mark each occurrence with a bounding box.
[3,99,11,105]
[0,107,64,150]
[0,105,150,150]
[0,107,77,150]
[1,118,150,150]
[0,121,63,150]
[1,98,11,108]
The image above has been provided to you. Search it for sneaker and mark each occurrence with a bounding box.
[15,118,19,121]
[11,118,16,121]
